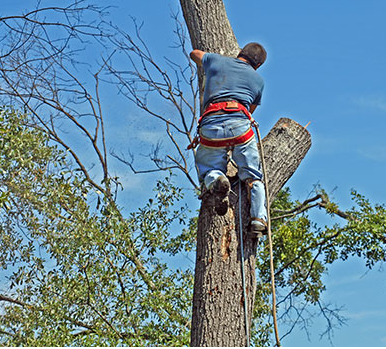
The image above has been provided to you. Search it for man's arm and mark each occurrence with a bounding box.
[190,49,206,66]
[250,104,258,114]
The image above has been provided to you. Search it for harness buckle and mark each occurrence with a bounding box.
[225,101,239,109]
[251,119,259,128]
[187,135,200,150]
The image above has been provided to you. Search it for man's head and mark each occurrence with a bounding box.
[237,42,267,70]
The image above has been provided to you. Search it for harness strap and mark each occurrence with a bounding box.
[198,101,252,124]
[187,101,254,150]
[199,127,254,148]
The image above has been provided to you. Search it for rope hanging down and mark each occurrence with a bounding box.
[253,121,281,347]
[237,121,281,347]
[238,179,250,347]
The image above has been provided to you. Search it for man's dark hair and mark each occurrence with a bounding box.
[237,42,267,68]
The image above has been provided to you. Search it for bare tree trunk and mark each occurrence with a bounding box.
[179,0,239,109]
[180,1,312,346]
[179,0,239,55]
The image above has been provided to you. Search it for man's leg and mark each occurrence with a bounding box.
[245,178,268,235]
[232,137,268,233]
[195,144,230,215]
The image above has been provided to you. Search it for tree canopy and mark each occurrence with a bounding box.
[1,107,385,346]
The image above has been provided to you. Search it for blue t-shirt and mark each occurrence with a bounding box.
[202,53,264,109]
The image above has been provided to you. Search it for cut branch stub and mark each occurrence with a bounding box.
[262,117,311,201]
[226,117,311,201]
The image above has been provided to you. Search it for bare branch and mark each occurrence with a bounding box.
[110,149,180,175]
[276,249,322,307]
[0,293,95,332]
[0,294,26,307]
[272,194,324,221]
[274,228,342,279]
[278,300,310,342]
[317,300,347,343]
[272,193,355,222]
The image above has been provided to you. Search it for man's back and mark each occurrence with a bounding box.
[202,53,264,109]
[190,43,269,233]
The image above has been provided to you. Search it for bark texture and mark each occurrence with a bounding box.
[180,0,239,109]
[179,0,239,55]
[262,118,312,200]
[180,0,312,346]
[191,183,258,346]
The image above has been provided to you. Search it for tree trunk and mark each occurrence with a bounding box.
[180,1,312,346]
[191,119,311,347]
[179,0,239,110]
[179,0,239,56]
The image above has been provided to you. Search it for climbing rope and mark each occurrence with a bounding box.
[238,179,250,347]
[253,121,281,347]
[211,119,280,347]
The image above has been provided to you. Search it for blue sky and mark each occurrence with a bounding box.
[113,1,386,345]
[2,0,386,346]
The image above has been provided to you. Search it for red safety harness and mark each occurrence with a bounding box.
[187,101,255,149]
[199,127,255,148]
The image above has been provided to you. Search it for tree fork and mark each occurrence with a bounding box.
[179,0,312,346]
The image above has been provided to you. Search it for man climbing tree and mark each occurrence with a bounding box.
[4,1,385,347]
[182,1,312,346]
[189,43,268,236]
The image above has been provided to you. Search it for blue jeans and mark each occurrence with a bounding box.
[195,114,267,222]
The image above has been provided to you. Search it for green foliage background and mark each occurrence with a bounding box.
[0,108,193,346]
[1,108,385,346]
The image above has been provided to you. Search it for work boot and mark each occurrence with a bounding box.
[249,218,268,239]
[210,175,230,216]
